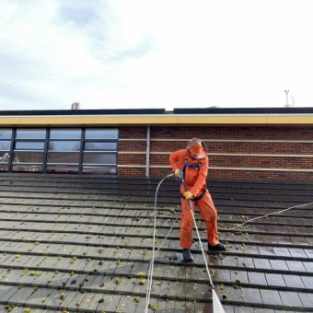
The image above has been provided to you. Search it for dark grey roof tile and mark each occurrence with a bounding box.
[278,291,304,309]
[269,260,289,272]
[230,270,249,285]
[304,248,313,258]
[0,284,20,302]
[9,286,38,306]
[43,288,68,309]
[264,273,286,288]
[301,276,313,289]
[285,260,308,273]
[297,292,313,308]
[253,258,272,270]
[58,290,81,309]
[241,287,263,306]
[257,309,277,313]
[283,274,306,289]
[272,247,292,258]
[26,288,52,307]
[260,289,283,307]
[215,285,243,305]
[288,247,307,258]
[48,271,72,288]
[248,272,268,287]
[96,294,123,312]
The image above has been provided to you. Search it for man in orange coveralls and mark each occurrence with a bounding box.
[169,138,225,262]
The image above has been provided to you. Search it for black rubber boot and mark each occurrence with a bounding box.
[208,243,226,252]
[182,249,193,262]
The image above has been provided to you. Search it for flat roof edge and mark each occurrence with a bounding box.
[1,107,313,117]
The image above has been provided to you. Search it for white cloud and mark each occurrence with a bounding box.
[0,0,312,111]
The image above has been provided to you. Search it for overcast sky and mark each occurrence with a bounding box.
[1,0,312,111]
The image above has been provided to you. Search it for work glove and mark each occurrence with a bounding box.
[174,169,181,178]
[183,191,193,200]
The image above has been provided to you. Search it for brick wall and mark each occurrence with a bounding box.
[118,126,313,182]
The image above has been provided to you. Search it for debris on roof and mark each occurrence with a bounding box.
[0,174,312,312]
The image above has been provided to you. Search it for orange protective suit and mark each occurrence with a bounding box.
[169,149,219,249]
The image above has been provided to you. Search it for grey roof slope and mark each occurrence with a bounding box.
[0,174,312,313]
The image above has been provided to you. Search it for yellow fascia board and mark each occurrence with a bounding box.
[1,114,313,126]
[266,115,313,125]
[175,115,268,125]
[0,115,178,126]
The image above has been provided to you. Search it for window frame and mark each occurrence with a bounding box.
[1,127,118,175]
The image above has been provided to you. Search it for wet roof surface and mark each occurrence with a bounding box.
[0,174,312,313]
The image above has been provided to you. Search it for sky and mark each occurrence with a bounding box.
[0,0,313,111]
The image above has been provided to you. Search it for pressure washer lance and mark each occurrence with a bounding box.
[182,179,226,313]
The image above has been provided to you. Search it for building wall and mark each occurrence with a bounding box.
[118,126,313,181]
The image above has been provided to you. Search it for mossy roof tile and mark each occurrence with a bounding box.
[0,174,312,312]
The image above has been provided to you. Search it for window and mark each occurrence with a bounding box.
[50,129,81,139]
[0,129,12,139]
[46,129,82,173]
[15,142,45,150]
[46,165,78,174]
[12,165,42,173]
[82,128,118,174]
[82,166,116,174]
[0,152,9,162]
[3,127,118,175]
[0,141,11,150]
[13,153,44,163]
[0,164,8,172]
[0,129,13,173]
[48,141,80,151]
[15,129,46,139]
[83,153,116,165]
[84,142,117,151]
[85,129,118,139]
[47,153,80,164]
[11,129,46,174]
[0,151,9,172]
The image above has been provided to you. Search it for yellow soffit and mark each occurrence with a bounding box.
[0,114,313,126]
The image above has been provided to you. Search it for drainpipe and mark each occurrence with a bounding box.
[146,125,150,177]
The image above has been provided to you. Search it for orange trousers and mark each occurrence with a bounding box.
[180,190,219,249]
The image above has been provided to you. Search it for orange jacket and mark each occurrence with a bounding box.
[169,149,208,197]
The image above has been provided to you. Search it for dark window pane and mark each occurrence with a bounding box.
[83,153,117,165]
[84,142,117,150]
[50,129,82,139]
[85,129,118,139]
[48,141,80,151]
[46,165,78,174]
[16,129,46,139]
[0,141,11,150]
[15,141,45,150]
[0,129,12,139]
[0,153,10,162]
[12,165,42,173]
[0,164,8,172]
[13,153,43,163]
[47,153,80,164]
[82,166,116,175]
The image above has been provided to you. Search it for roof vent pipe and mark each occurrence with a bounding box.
[71,102,80,110]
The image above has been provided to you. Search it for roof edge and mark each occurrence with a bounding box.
[1,107,313,117]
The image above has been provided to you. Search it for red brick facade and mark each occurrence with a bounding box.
[118,126,313,181]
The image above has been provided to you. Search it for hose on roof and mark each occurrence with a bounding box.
[144,173,176,313]
[219,201,313,231]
